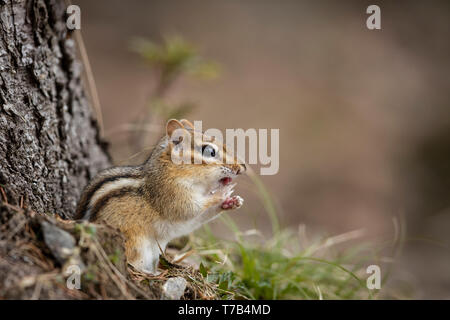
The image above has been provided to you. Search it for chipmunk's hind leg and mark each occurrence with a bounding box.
[128,236,162,275]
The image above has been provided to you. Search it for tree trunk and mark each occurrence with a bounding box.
[0,0,110,218]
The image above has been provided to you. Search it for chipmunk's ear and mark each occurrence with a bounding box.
[166,119,184,136]
[180,119,194,130]
[166,119,187,145]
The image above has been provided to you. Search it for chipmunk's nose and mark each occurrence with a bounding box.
[236,163,246,175]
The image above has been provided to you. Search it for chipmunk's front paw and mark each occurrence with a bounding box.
[221,196,244,210]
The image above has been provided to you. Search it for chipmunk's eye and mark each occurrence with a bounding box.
[202,144,216,158]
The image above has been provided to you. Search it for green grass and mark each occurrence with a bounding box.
[192,221,381,300]
[189,174,394,300]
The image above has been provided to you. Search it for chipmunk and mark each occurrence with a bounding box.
[75,119,245,274]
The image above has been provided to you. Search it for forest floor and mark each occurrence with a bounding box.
[0,185,401,300]
[0,194,218,300]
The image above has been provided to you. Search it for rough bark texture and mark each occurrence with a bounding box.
[0,0,110,218]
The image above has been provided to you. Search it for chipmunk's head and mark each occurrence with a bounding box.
[159,119,246,201]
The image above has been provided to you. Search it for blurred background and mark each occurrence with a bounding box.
[76,0,450,298]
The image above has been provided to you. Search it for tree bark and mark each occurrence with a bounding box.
[0,0,110,218]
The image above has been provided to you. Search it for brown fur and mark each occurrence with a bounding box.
[95,194,157,262]
[75,119,246,272]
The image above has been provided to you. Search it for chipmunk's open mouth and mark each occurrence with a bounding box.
[210,176,236,196]
[219,177,232,186]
